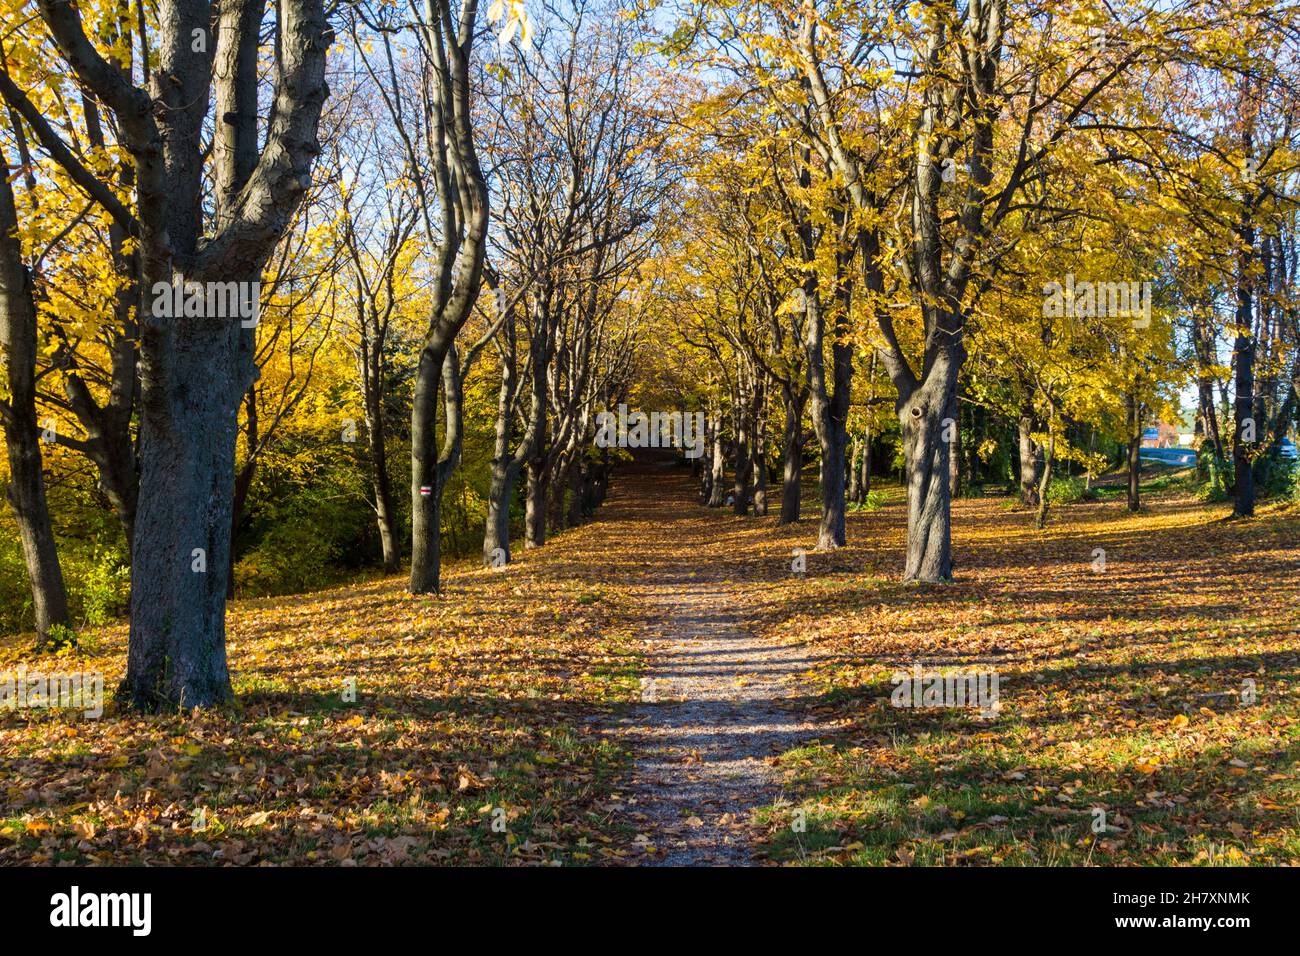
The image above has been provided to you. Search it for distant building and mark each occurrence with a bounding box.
[1141,423,1180,448]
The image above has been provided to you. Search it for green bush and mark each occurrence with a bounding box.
[1046,475,1093,504]
[849,489,889,512]
[0,520,129,636]
[1256,453,1297,500]
[236,512,343,596]
[77,549,131,626]
[0,521,34,635]
[1199,454,1231,503]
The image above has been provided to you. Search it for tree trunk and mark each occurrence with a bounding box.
[900,372,955,582]
[483,458,520,564]
[483,312,536,566]
[807,286,851,550]
[860,427,872,498]
[847,431,862,503]
[370,409,400,574]
[36,0,331,709]
[124,319,250,708]
[816,420,848,548]
[410,347,465,593]
[1035,429,1055,529]
[525,457,546,547]
[707,409,726,508]
[566,454,585,527]
[732,402,752,516]
[1126,389,1142,512]
[0,153,72,644]
[752,406,768,517]
[778,392,803,524]
[1018,413,1042,506]
[1232,233,1256,518]
[702,416,712,504]
[409,347,445,591]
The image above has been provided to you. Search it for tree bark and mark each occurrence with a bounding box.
[368,397,400,574]
[0,149,72,643]
[847,431,862,503]
[707,407,726,507]
[1232,221,1256,518]
[731,393,752,515]
[752,407,768,517]
[404,0,491,592]
[807,283,851,550]
[860,427,872,498]
[1126,389,1142,512]
[483,310,537,566]
[1018,413,1042,506]
[1035,428,1055,529]
[900,366,956,583]
[777,390,803,523]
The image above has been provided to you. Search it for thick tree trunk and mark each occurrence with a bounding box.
[123,319,251,708]
[525,457,546,547]
[815,422,847,549]
[36,0,331,709]
[1017,413,1042,506]
[807,286,851,550]
[410,348,464,593]
[900,375,955,583]
[1034,430,1055,529]
[409,348,445,591]
[483,459,520,564]
[0,156,72,644]
[732,407,751,516]
[707,410,726,508]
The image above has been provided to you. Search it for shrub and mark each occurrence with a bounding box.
[0,521,33,634]
[1046,475,1092,504]
[77,549,131,626]
[236,513,344,597]
[849,489,889,512]
[1256,453,1297,500]
[1199,454,1231,503]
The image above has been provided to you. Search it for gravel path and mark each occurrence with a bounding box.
[617,577,821,866]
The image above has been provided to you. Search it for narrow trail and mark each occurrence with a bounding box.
[601,457,823,865]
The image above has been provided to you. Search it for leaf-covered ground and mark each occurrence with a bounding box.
[0,520,645,865]
[717,482,1300,866]
[3,462,1298,865]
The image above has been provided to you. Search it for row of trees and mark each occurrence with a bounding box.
[0,0,662,708]
[666,0,1299,561]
